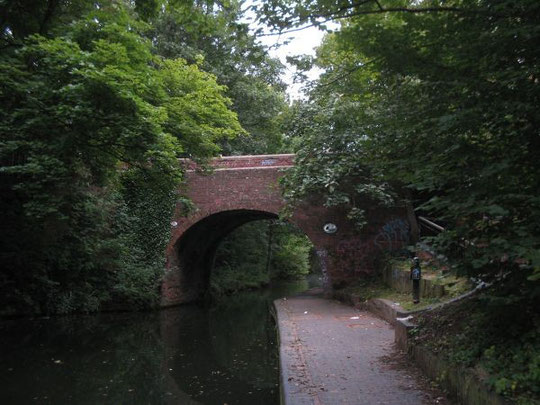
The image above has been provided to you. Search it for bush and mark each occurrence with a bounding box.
[211,220,314,295]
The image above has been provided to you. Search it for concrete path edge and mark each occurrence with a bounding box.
[368,299,514,405]
[273,298,314,405]
[408,345,513,405]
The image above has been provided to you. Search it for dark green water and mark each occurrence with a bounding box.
[0,279,316,405]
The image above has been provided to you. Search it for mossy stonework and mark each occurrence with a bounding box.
[408,345,513,405]
[382,265,445,298]
[392,300,515,405]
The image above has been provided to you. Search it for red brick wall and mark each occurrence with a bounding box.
[161,155,410,306]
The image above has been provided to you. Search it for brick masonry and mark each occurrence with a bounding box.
[162,154,411,306]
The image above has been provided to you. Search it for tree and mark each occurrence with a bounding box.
[149,0,289,155]
[211,220,313,295]
[0,1,244,314]
[263,0,540,286]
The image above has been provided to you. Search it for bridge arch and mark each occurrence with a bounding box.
[161,154,413,306]
[169,209,278,302]
[167,207,328,303]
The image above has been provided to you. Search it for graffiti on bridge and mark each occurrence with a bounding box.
[373,218,410,252]
[324,217,411,279]
[316,249,330,287]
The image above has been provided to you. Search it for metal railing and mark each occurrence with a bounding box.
[417,216,445,236]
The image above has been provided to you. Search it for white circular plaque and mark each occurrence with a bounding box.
[323,223,337,234]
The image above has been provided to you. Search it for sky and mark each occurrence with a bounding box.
[241,2,331,100]
[257,27,327,100]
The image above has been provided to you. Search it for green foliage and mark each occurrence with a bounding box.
[211,220,314,296]
[337,276,394,302]
[414,293,540,404]
[211,221,272,295]
[110,165,180,307]
[263,0,540,290]
[1,0,94,43]
[279,99,396,226]
[0,1,244,314]
[270,230,312,280]
[149,0,289,155]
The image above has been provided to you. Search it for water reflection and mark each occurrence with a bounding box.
[0,279,313,405]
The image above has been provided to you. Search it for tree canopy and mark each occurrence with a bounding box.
[0,0,281,314]
[265,0,540,288]
[148,0,289,154]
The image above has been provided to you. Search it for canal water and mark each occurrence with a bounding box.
[0,278,318,405]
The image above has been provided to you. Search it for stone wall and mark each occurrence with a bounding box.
[394,321,512,405]
[382,265,446,298]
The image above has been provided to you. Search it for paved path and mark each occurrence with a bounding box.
[274,291,446,405]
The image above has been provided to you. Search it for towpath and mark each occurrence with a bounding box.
[274,290,450,405]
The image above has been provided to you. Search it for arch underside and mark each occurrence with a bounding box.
[163,210,279,304]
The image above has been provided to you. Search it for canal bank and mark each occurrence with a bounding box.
[274,289,450,405]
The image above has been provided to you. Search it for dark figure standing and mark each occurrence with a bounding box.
[410,257,421,304]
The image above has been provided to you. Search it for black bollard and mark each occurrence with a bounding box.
[410,256,421,304]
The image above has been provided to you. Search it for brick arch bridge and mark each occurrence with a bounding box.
[161,154,413,306]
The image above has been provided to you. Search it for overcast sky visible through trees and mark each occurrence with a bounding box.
[243,1,332,100]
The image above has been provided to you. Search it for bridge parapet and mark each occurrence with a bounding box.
[181,154,295,171]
